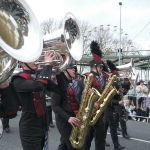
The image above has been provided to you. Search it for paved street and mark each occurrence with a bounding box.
[0,112,150,150]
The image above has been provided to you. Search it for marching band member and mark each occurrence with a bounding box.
[107,60,131,139]
[51,58,82,150]
[0,80,20,118]
[11,52,62,150]
[104,60,126,150]
[81,41,106,150]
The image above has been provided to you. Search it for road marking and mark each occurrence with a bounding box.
[107,133,150,143]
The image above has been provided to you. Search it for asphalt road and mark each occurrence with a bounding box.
[0,112,150,150]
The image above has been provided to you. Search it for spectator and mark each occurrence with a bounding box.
[127,79,137,107]
[123,96,136,121]
[136,80,149,122]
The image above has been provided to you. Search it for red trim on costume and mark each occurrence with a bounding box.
[19,72,33,80]
[85,72,101,92]
[19,72,45,117]
[37,79,48,84]
[64,86,79,115]
[5,108,19,115]
[102,72,109,79]
[111,70,119,76]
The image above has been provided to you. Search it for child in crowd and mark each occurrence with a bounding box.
[123,95,136,121]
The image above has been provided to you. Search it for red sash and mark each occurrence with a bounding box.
[63,86,79,115]
[19,73,44,117]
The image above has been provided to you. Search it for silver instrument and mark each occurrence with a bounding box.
[0,119,3,139]
[36,12,83,73]
[0,0,43,138]
[117,58,134,78]
[0,0,43,83]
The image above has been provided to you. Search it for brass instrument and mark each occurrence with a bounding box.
[116,58,134,78]
[0,0,43,83]
[0,119,3,139]
[0,0,43,138]
[36,12,83,74]
[69,73,100,149]
[90,75,118,125]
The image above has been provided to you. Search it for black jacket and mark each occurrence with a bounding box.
[0,83,21,118]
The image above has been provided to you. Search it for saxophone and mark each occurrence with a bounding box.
[90,75,118,125]
[69,73,100,149]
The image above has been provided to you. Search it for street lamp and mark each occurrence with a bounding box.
[119,2,122,65]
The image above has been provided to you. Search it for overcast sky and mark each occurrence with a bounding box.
[26,0,150,50]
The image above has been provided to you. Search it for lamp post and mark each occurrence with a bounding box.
[119,2,122,65]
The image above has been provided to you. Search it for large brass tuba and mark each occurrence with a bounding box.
[69,73,100,149]
[36,12,83,74]
[0,0,43,138]
[0,0,43,82]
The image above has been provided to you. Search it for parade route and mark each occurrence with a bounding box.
[0,112,150,150]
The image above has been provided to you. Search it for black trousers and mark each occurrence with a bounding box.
[20,113,46,150]
[82,116,105,150]
[3,118,9,129]
[114,105,127,135]
[56,116,78,150]
[104,106,120,149]
[47,106,53,124]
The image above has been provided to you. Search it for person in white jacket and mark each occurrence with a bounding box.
[136,80,149,122]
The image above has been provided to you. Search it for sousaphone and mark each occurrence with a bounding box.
[0,0,43,139]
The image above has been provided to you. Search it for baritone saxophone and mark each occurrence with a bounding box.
[69,73,101,149]
[90,75,118,125]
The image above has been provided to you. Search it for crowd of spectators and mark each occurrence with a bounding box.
[124,79,150,123]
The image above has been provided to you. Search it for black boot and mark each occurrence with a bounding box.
[114,144,125,150]
[122,133,131,139]
[105,141,110,147]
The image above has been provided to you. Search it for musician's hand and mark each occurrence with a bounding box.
[109,85,113,91]
[0,80,9,89]
[88,88,92,95]
[94,102,99,109]
[119,100,124,106]
[44,51,56,66]
[68,117,80,127]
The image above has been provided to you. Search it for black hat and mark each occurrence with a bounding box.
[139,80,144,83]
[89,41,103,68]
[106,60,119,76]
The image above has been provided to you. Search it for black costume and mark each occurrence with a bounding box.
[0,83,20,118]
[12,65,61,150]
[114,77,131,138]
[104,60,125,150]
[45,91,54,127]
[51,72,83,150]
[81,41,106,150]
[81,71,106,150]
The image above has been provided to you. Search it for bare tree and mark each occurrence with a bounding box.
[40,18,63,35]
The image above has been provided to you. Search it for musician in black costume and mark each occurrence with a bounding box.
[104,60,125,150]
[0,80,20,119]
[81,41,106,150]
[11,52,62,150]
[51,57,82,150]
[113,75,131,139]
[107,60,131,139]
